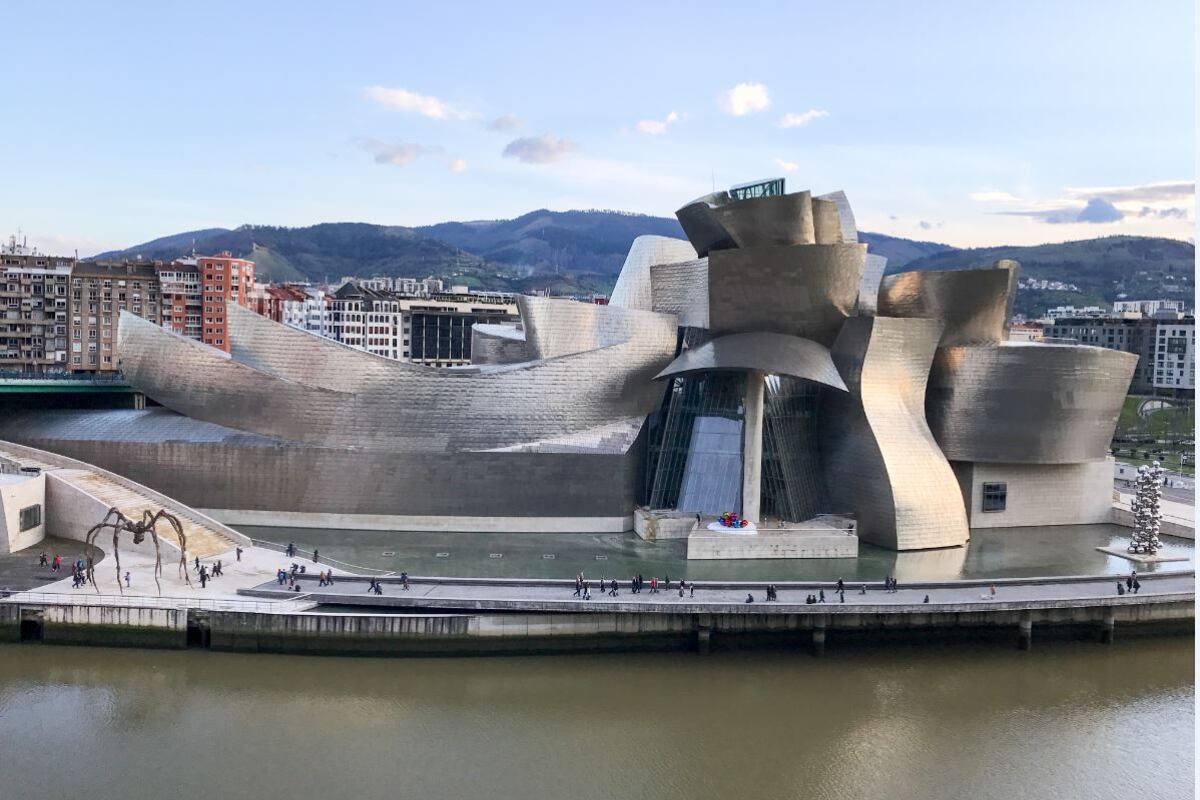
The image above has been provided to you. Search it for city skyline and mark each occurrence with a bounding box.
[1,0,1194,257]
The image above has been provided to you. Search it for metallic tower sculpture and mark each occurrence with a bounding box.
[1127,462,1164,555]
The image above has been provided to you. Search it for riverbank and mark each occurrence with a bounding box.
[2,571,1192,657]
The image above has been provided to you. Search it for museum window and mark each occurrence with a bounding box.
[19,504,42,531]
[981,482,1007,513]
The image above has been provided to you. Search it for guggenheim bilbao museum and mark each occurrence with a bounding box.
[0,180,1136,551]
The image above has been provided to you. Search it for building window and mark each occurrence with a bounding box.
[981,482,1007,513]
[19,504,42,531]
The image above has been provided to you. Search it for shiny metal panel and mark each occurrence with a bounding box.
[120,305,677,454]
[609,235,698,310]
[654,332,847,391]
[811,197,843,244]
[927,342,1137,463]
[815,190,858,243]
[0,409,642,519]
[470,323,528,365]
[519,295,674,361]
[878,262,1019,345]
[650,258,710,329]
[712,191,816,249]
[707,243,867,346]
[821,316,970,550]
[857,254,888,316]
[675,192,737,257]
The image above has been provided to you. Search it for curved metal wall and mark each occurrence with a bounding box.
[926,342,1136,463]
[712,191,816,249]
[655,332,847,392]
[519,295,673,361]
[821,316,970,550]
[470,323,528,365]
[650,258,710,329]
[878,262,1018,346]
[608,235,697,311]
[707,243,867,346]
[120,305,677,454]
[675,193,737,257]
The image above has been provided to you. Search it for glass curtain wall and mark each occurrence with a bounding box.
[761,375,826,522]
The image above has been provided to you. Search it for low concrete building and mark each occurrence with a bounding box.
[0,468,45,554]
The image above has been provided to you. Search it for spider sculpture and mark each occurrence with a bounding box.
[84,507,190,595]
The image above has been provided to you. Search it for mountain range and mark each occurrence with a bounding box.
[95,211,1193,317]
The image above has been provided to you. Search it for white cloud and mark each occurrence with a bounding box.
[635,111,681,135]
[487,114,523,132]
[358,138,464,171]
[362,86,475,120]
[777,109,829,128]
[717,82,770,116]
[970,191,1023,203]
[502,134,578,165]
[775,158,799,172]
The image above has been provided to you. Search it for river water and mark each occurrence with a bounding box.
[0,639,1192,800]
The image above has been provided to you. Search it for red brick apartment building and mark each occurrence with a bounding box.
[199,252,254,351]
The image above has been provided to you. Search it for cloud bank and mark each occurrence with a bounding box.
[363,86,475,120]
[778,109,829,128]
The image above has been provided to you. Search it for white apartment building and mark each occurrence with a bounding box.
[1152,321,1195,391]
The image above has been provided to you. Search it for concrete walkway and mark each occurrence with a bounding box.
[241,571,1196,613]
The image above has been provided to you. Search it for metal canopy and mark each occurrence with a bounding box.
[654,331,848,391]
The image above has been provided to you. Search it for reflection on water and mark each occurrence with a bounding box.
[236,522,1195,581]
[0,639,1192,800]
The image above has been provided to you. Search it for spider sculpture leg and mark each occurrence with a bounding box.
[147,509,191,589]
[84,508,128,594]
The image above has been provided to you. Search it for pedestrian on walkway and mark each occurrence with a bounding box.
[1132,577,1140,594]
[235,546,243,562]
[836,578,844,593]
[583,581,590,600]
[573,574,582,597]
[286,542,295,557]
[1117,582,1125,595]
[194,556,200,573]
[312,549,319,564]
[819,589,825,603]
[664,575,670,592]
[745,593,754,603]
[124,571,130,588]
[1126,575,1133,592]
[650,577,658,594]
[989,584,997,599]
[923,595,929,603]
[199,568,208,589]
[401,572,410,590]
[689,583,695,598]
[52,554,61,572]
[38,551,47,568]
[839,590,845,603]
[678,582,684,598]
[860,584,867,595]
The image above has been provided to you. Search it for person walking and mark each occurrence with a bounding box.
[1117,581,1125,595]
[819,589,825,603]
[573,574,582,597]
[199,567,208,589]
[235,546,243,562]
[989,584,997,599]
[836,578,844,593]
[312,549,319,564]
[38,551,47,568]
[1132,577,1140,594]
[401,571,410,591]
[194,555,200,573]
[689,583,695,598]
[286,542,295,557]
[1126,575,1133,592]
[123,571,130,589]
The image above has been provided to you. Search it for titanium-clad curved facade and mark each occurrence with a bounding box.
[927,342,1136,463]
[879,261,1019,345]
[0,177,1135,545]
[121,304,676,453]
[655,332,847,391]
[707,244,867,346]
[470,323,528,365]
[609,235,698,310]
[821,316,970,550]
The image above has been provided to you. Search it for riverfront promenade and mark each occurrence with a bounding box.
[241,571,1196,613]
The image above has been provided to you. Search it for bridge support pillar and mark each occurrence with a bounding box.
[812,615,827,657]
[1099,608,1115,644]
[1017,613,1032,651]
[695,614,711,655]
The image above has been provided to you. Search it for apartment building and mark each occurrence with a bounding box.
[330,283,518,366]
[69,261,161,372]
[157,258,202,339]
[1046,314,1194,396]
[0,240,72,372]
[200,252,254,352]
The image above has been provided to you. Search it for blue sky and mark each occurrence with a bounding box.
[2,0,1194,256]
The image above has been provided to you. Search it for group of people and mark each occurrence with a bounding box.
[803,590,827,604]
[1117,570,1141,595]
[883,576,899,593]
[193,556,224,588]
[316,570,336,587]
[571,573,697,600]
[284,541,319,564]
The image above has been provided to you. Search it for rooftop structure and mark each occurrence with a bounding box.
[0,180,1137,548]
